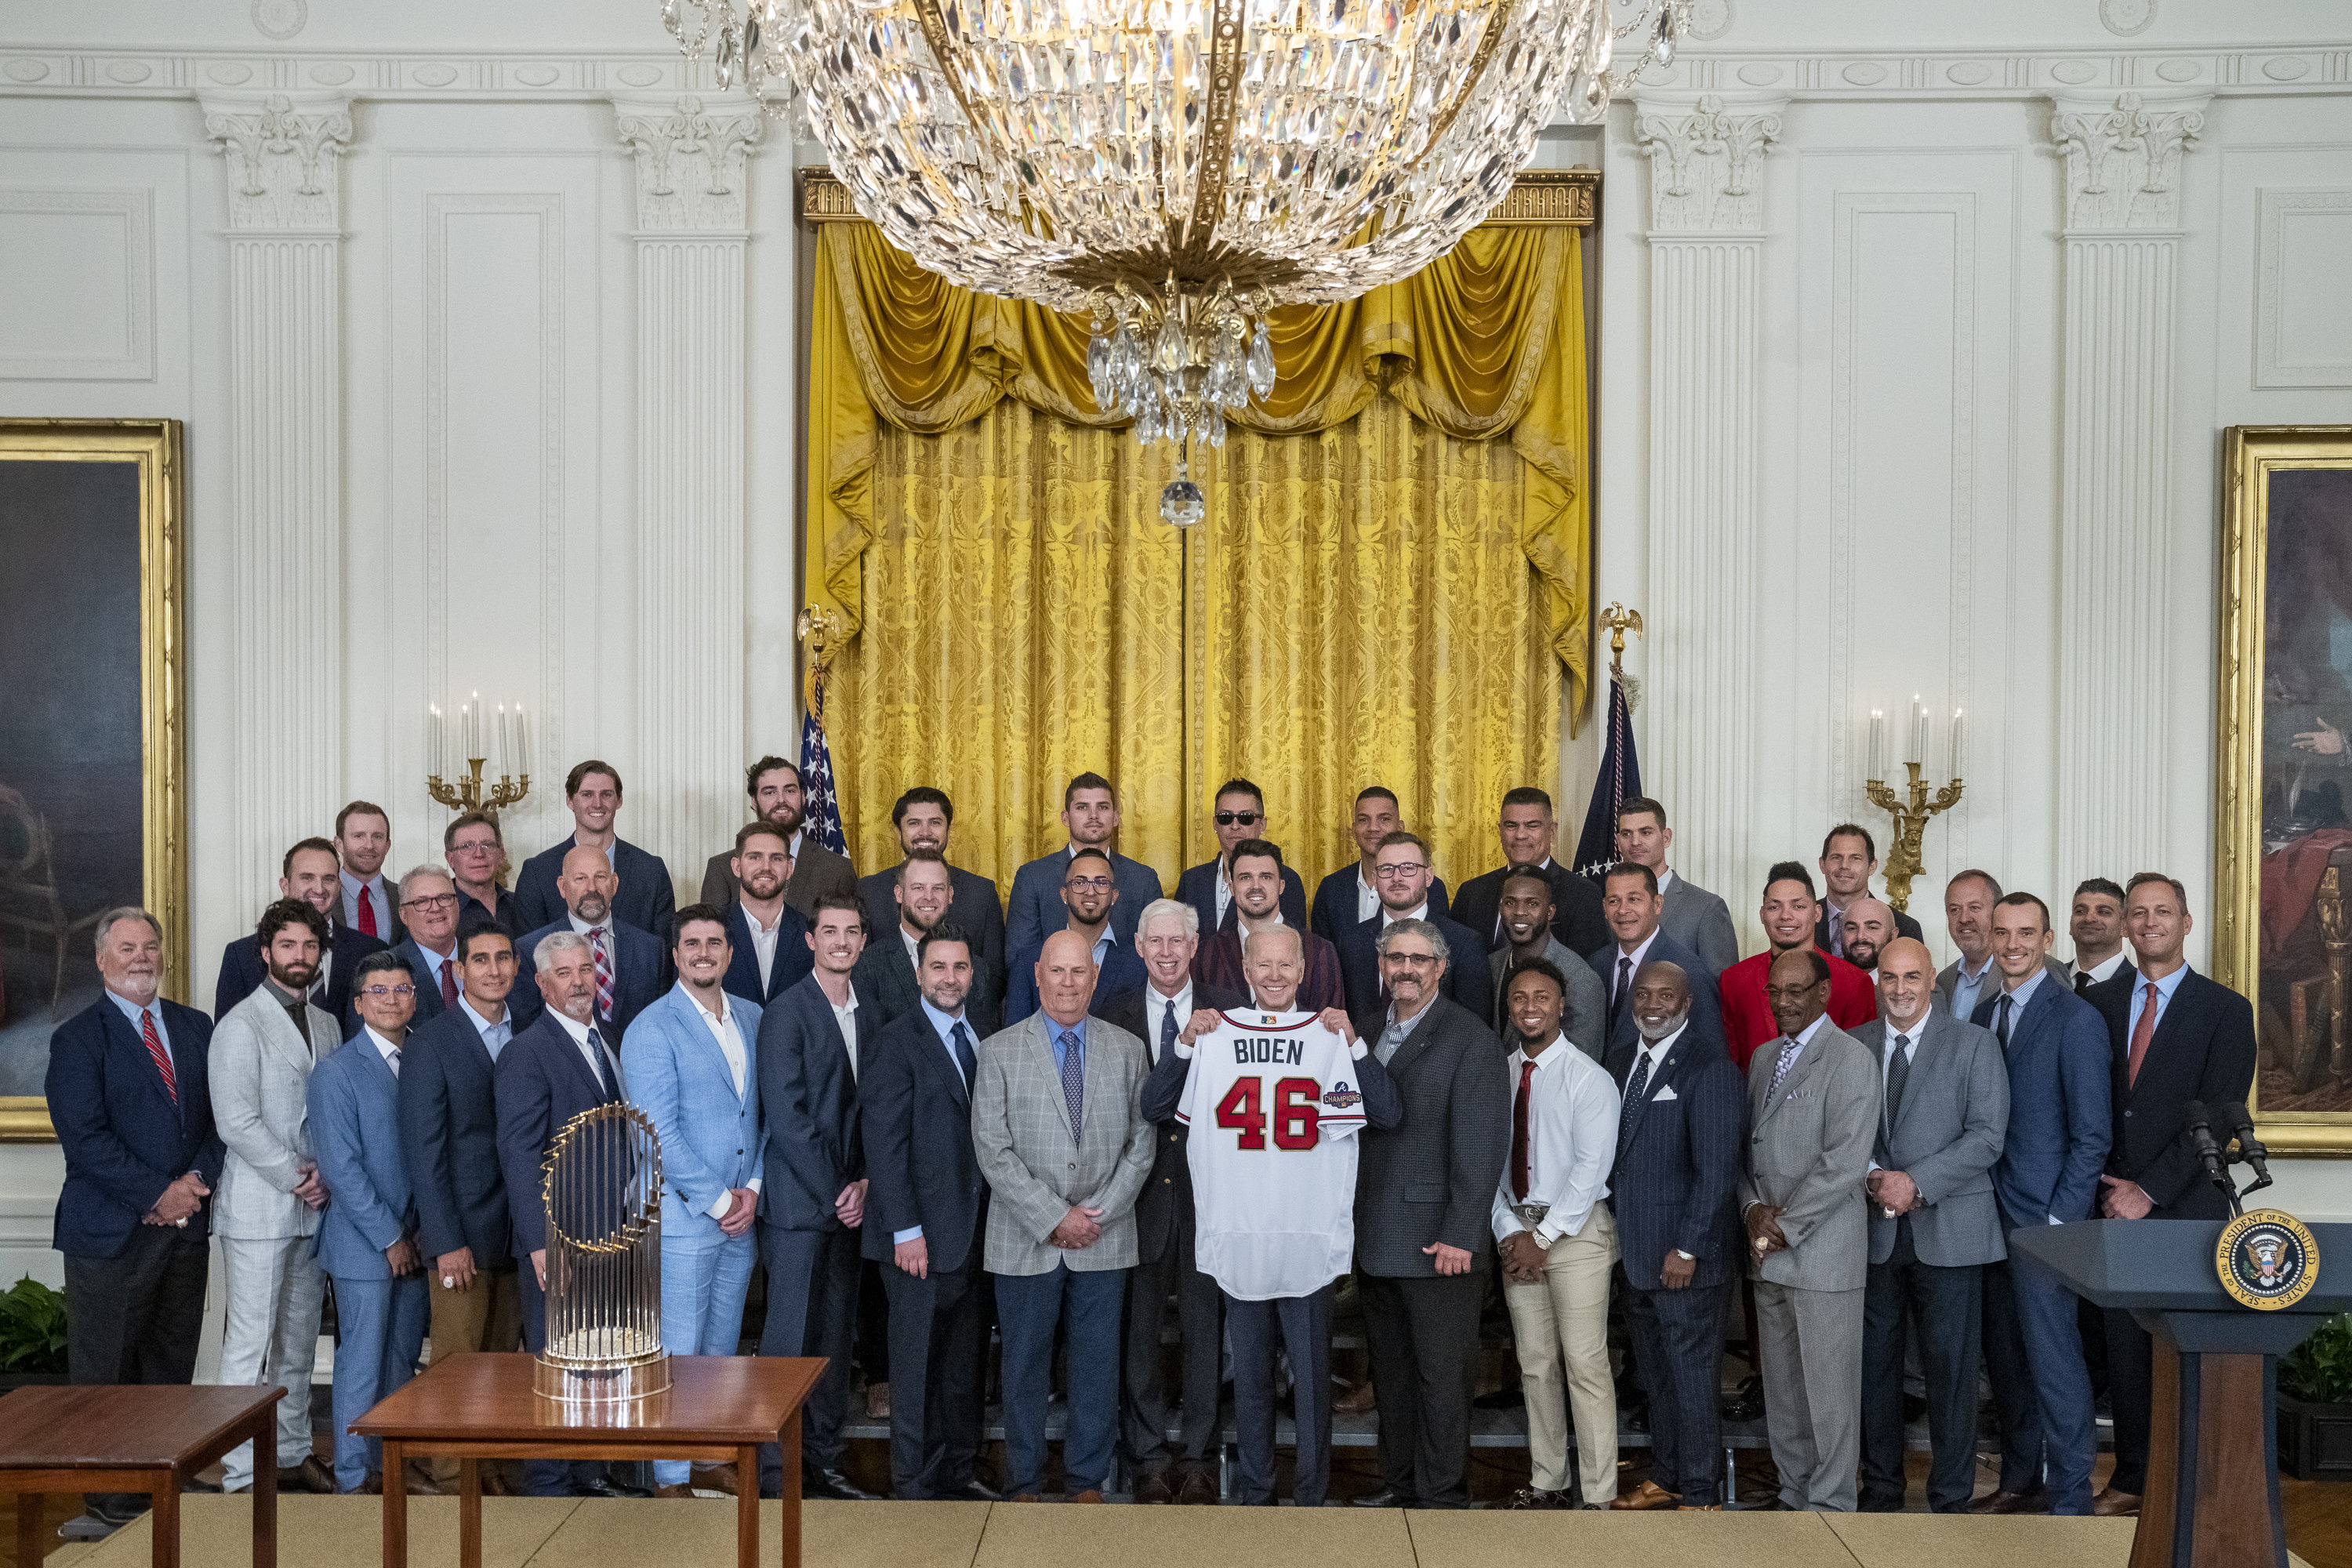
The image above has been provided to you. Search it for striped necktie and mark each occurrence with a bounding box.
[139,1007,178,1105]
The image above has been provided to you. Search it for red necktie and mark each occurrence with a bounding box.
[1510,1058,1536,1202]
[140,1008,178,1105]
[439,957,459,1011]
[591,928,615,1020]
[358,884,379,938]
[2127,981,2159,1086]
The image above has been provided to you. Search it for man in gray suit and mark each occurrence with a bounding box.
[1741,948,1878,1513]
[1936,870,2067,1015]
[209,898,341,1497]
[1851,938,2009,1513]
[1488,867,1605,1055]
[970,929,1156,1504]
[1348,918,1511,1509]
[1613,797,1738,974]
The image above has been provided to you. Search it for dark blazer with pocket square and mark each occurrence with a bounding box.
[1603,1013,1745,1291]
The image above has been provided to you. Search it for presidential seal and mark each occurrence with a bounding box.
[2217,1210,2318,1311]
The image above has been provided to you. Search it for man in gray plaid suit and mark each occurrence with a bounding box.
[971,928,1156,1503]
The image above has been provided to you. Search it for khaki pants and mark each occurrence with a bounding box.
[424,1266,524,1486]
[1501,1203,1620,1502]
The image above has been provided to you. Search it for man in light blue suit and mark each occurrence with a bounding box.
[1970,892,2111,1516]
[621,904,768,1498]
[1005,772,1163,953]
[308,950,430,1494]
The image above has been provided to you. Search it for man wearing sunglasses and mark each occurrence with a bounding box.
[1174,778,1306,936]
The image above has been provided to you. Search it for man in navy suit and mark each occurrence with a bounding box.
[1446,788,1609,958]
[512,760,676,936]
[494,931,641,1499]
[213,837,387,1025]
[1336,833,1492,1027]
[1971,892,2111,1517]
[1603,960,1744,1510]
[2082,872,2256,1518]
[1309,786,1450,942]
[386,866,468,1025]
[856,787,1007,1011]
[1173,779,1307,935]
[1193,839,1343,1010]
[1586,862,1722,1059]
[721,821,815,1007]
[756,894,881,1501]
[857,851,1004,1033]
[397,920,524,1494]
[335,800,405,946]
[1004,848,1146,1024]
[860,925,998,1501]
[511,843,670,1039]
[49,908,223,1527]
[1006,772,1163,952]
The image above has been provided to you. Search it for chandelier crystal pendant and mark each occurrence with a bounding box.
[663,0,1679,521]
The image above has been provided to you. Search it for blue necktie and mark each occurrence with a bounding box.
[588,1025,619,1102]
[1158,1000,1178,1063]
[1994,995,2014,1050]
[1616,1048,1652,1164]
[949,1020,977,1086]
[1058,1028,1085,1138]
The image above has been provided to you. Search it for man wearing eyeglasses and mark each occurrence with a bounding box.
[389,866,467,1025]
[1336,833,1494,1027]
[1004,850,1145,1025]
[445,811,523,937]
[1174,779,1307,935]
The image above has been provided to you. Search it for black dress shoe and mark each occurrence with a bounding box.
[1351,1489,1408,1508]
[281,1456,337,1495]
[580,1473,655,1500]
[1719,1376,1766,1424]
[89,1496,150,1526]
[1133,1470,1175,1504]
[946,1479,1001,1502]
[804,1467,878,1501]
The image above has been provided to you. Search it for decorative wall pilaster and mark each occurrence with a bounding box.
[1633,93,1783,911]
[615,95,764,884]
[202,92,352,909]
[2049,89,2208,882]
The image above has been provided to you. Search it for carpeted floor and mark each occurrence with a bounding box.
[17,1496,2271,1568]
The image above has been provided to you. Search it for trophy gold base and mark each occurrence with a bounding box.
[534,1350,672,1410]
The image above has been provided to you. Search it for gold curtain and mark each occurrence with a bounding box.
[811,218,1588,889]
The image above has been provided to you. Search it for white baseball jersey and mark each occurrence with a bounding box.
[1174,1008,1370,1301]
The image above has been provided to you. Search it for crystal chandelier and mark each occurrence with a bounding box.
[662,0,1679,521]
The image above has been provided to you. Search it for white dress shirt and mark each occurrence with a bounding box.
[1214,864,1233,931]
[741,903,786,991]
[1145,982,1193,1061]
[1870,1009,1930,1172]
[1356,869,1381,924]
[2068,949,2128,988]
[1381,901,1429,926]
[1656,868,1679,896]
[1492,1033,1621,1247]
[688,989,762,1218]
[362,1025,404,1076]
[1605,927,1661,1011]
[548,1007,624,1095]
[831,989,862,1080]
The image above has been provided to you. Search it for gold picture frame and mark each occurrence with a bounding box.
[2216,424,2352,1152]
[0,419,187,1142]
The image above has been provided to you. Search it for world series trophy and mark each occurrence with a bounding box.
[534,1103,670,1406]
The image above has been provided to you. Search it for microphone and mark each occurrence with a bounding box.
[2183,1102,2241,1216]
[2219,1099,2274,1196]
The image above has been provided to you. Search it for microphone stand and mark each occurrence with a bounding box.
[2218,1100,2274,1204]
[2182,1101,2242,1218]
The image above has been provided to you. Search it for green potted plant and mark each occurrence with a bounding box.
[0,1276,68,1388]
[2280,1311,2352,1481]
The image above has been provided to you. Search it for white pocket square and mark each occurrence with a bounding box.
[1650,1083,1679,1102]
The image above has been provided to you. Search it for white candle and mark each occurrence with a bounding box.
[1868,710,1885,782]
[1951,709,1967,779]
[495,703,510,773]
[469,692,482,760]
[430,705,443,777]
[1908,697,1927,768]
[515,705,530,777]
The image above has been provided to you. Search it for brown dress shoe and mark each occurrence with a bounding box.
[1133,1471,1174,1504]
[1176,1468,1220,1506]
[1334,1381,1377,1414]
[652,1483,696,1499]
[690,1463,742,1497]
[1610,1479,1682,1511]
[358,1473,382,1496]
[1012,1492,1044,1503]
[2092,1488,2141,1517]
[403,1461,444,1497]
[480,1472,518,1497]
[1068,1490,1105,1504]
[1970,1486,2049,1515]
[282,1456,336,1495]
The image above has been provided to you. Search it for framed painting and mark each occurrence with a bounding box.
[0,419,186,1141]
[2217,424,2352,1152]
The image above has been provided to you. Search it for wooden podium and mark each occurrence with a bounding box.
[2010,1219,2352,1568]
[353,1352,823,1568]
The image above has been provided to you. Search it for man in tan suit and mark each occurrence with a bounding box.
[699,755,858,917]
[1740,947,1878,1512]
[970,929,1155,1504]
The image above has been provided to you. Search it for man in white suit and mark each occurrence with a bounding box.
[621,904,769,1498]
[209,898,342,1497]
[971,929,1156,1504]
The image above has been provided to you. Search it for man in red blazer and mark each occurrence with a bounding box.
[1718,862,1877,1069]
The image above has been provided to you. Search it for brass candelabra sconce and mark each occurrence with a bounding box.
[1864,699,1965,914]
[427,693,532,819]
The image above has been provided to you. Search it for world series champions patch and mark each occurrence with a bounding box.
[2217,1210,2319,1311]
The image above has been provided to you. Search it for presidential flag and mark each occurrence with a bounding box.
[1571,669,1642,879]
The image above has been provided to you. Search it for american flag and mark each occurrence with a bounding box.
[798,681,848,855]
[1571,669,1642,878]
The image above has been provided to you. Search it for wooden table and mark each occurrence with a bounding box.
[0,1383,285,1567]
[352,1353,823,1568]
